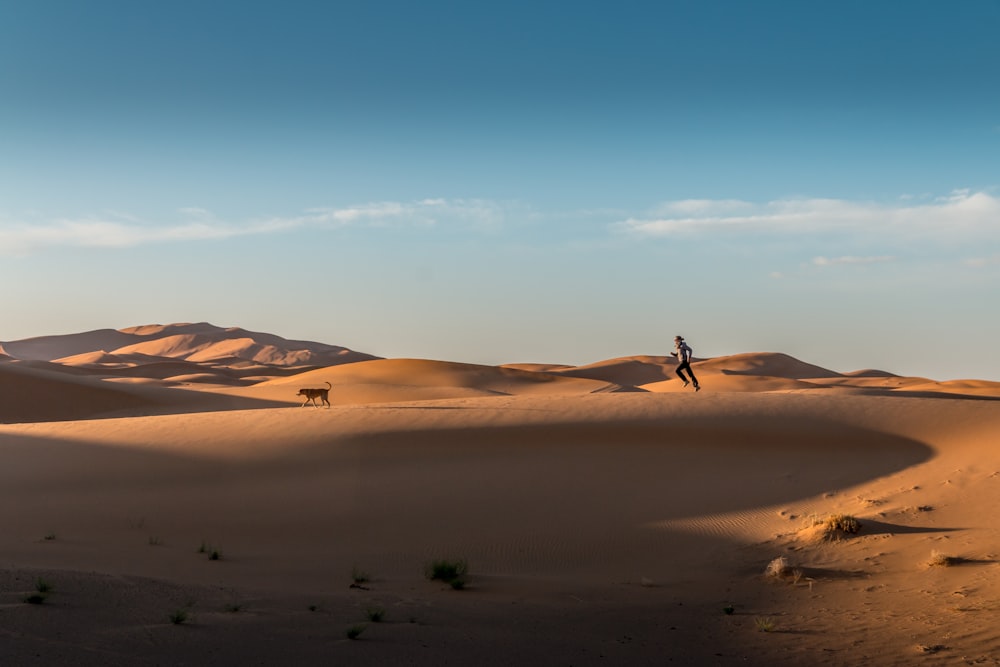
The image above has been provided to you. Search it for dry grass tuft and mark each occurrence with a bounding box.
[926,550,963,568]
[764,556,791,578]
[823,514,861,534]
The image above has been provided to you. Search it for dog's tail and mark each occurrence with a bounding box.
[325,381,332,389]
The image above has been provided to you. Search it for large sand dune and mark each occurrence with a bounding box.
[2,323,1000,665]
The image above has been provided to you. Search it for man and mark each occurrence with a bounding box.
[671,335,700,391]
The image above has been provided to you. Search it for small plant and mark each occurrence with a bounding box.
[308,604,320,612]
[928,550,963,567]
[723,604,735,615]
[169,609,190,625]
[24,593,47,605]
[35,578,53,594]
[765,557,790,578]
[825,514,861,534]
[449,577,467,590]
[754,616,776,632]
[197,541,209,554]
[207,549,222,561]
[224,602,244,613]
[426,558,468,584]
[366,607,386,622]
[346,624,367,640]
[148,536,163,546]
[43,533,56,541]
[351,566,370,585]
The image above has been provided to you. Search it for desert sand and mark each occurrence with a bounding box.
[2,323,1000,665]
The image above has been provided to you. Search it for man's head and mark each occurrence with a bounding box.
[674,335,684,342]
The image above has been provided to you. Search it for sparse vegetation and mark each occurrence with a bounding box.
[723,604,735,615]
[426,558,468,585]
[224,602,244,613]
[366,607,385,622]
[755,616,776,632]
[43,533,56,541]
[824,514,861,534]
[765,556,791,578]
[169,609,190,625]
[351,566,370,585]
[207,549,222,561]
[148,536,163,546]
[346,624,367,640]
[308,604,320,612]
[928,550,963,567]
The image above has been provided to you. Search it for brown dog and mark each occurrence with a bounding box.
[297,381,331,408]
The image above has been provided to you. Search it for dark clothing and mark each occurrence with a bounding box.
[675,359,698,386]
[673,339,699,388]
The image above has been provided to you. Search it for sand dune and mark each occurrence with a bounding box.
[1,321,377,371]
[2,324,1000,665]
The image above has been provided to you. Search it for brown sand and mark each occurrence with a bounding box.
[2,324,1000,665]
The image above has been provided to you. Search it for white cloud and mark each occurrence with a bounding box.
[965,254,1000,267]
[812,255,895,266]
[0,199,510,255]
[616,189,1000,240]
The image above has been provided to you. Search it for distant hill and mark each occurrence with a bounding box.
[0,323,379,385]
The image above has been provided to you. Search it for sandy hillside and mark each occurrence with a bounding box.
[2,325,1000,665]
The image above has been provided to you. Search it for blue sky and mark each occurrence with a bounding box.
[2,1,999,380]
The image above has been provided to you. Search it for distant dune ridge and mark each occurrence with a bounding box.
[3,321,998,404]
[2,322,1000,665]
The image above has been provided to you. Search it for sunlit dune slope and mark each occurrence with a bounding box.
[218,358,629,405]
[1,322,376,369]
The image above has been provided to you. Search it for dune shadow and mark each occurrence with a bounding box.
[859,519,962,536]
[797,566,868,581]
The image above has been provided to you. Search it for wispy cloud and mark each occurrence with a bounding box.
[964,254,1000,268]
[615,189,1000,240]
[812,255,895,266]
[0,199,510,255]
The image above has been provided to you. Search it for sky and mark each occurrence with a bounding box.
[1,0,998,380]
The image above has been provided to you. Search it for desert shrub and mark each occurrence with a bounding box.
[351,566,370,585]
[824,514,861,534]
[346,624,366,640]
[35,578,53,593]
[169,609,189,625]
[927,550,962,567]
[755,616,776,632]
[23,593,47,605]
[425,558,468,584]
[366,607,385,622]
[764,557,791,578]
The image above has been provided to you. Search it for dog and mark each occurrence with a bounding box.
[297,381,332,408]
